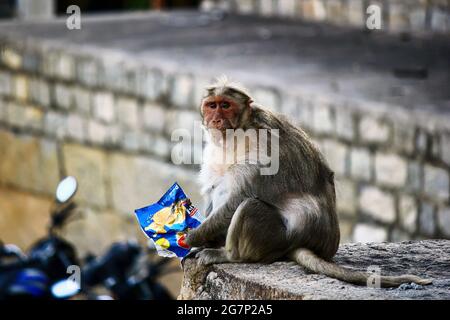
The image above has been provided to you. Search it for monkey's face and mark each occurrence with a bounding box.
[201,96,242,131]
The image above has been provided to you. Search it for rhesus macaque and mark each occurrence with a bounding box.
[185,77,432,287]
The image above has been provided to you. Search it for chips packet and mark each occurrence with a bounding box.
[134,182,205,259]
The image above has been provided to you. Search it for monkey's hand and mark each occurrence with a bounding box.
[185,228,205,248]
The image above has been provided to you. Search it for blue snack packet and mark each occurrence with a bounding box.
[134,182,205,258]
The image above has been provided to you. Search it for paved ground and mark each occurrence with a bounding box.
[1,10,449,114]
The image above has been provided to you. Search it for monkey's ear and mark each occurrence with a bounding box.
[247,99,253,107]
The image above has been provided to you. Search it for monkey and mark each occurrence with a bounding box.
[184,76,432,288]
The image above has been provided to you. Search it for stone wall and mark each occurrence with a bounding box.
[0,17,450,255]
[0,42,204,257]
[201,0,450,34]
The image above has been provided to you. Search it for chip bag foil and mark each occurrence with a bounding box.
[134,182,204,258]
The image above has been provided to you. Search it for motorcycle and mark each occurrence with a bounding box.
[0,176,176,300]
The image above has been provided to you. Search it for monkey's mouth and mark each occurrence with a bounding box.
[208,123,233,132]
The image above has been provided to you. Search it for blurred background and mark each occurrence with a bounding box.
[0,0,449,298]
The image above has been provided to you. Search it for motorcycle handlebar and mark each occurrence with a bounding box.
[50,202,77,232]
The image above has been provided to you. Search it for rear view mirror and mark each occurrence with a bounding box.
[55,176,78,203]
[51,279,80,299]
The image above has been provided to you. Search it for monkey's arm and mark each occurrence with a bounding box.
[203,191,214,218]
[185,191,245,247]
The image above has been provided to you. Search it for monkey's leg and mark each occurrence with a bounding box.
[227,198,290,263]
[196,198,289,265]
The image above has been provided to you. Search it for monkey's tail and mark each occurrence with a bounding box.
[289,248,432,288]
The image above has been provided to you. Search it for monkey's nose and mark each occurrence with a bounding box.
[212,119,223,126]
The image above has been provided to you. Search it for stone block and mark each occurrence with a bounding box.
[339,220,354,243]
[297,98,313,130]
[0,71,12,97]
[1,46,22,70]
[44,111,67,139]
[399,195,418,233]
[0,187,52,251]
[120,130,142,152]
[76,56,99,86]
[442,132,450,167]
[437,207,450,237]
[415,128,429,155]
[392,122,415,155]
[87,120,109,145]
[326,0,347,25]
[406,161,422,193]
[192,76,211,107]
[258,0,275,16]
[280,93,298,120]
[389,2,410,32]
[312,102,334,134]
[424,165,449,202]
[350,147,372,181]
[138,68,168,101]
[93,91,115,124]
[336,179,357,216]
[116,96,139,129]
[419,201,436,236]
[54,51,76,80]
[13,74,29,102]
[53,83,73,110]
[353,223,388,243]
[409,7,426,31]
[430,7,449,33]
[148,133,171,159]
[0,130,60,195]
[170,74,195,109]
[335,108,355,140]
[29,78,51,108]
[0,98,7,121]
[320,139,348,177]
[277,0,297,17]
[63,143,109,208]
[359,116,391,144]
[359,186,395,223]
[374,153,408,188]
[7,102,44,131]
[236,0,255,14]
[390,229,410,242]
[303,0,327,21]
[347,0,364,27]
[142,102,167,134]
[98,54,127,92]
[165,110,201,137]
[252,87,281,113]
[66,114,86,141]
[72,86,91,115]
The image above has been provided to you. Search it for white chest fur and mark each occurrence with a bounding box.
[199,130,265,212]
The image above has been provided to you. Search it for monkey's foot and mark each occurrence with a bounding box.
[196,248,230,266]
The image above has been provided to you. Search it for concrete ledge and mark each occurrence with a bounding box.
[179,240,450,300]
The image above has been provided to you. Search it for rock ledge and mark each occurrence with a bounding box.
[179,240,450,300]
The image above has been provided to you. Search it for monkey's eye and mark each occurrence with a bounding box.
[220,101,230,109]
[206,102,216,109]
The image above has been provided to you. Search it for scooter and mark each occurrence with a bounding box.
[0,176,176,300]
[81,241,174,300]
[0,176,80,299]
